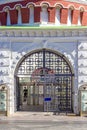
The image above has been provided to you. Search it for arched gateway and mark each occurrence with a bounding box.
[15,49,74,112]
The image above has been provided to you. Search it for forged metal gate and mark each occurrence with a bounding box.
[43,75,72,112]
[16,49,74,112]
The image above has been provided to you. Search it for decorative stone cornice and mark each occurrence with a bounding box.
[0,28,87,38]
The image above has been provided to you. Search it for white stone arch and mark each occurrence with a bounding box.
[14,48,75,112]
[54,3,64,8]
[13,45,75,82]
[79,6,85,12]
[14,48,74,76]
[12,40,76,75]
[26,2,36,7]
[40,1,50,7]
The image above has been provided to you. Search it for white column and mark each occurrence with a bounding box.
[67,9,72,26]
[6,10,11,26]
[16,6,22,25]
[78,12,81,26]
[40,7,48,24]
[29,6,34,24]
[55,8,60,25]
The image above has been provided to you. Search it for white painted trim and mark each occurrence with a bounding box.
[78,13,81,26]
[54,3,65,8]
[67,4,75,9]
[3,6,11,12]
[67,9,72,26]
[40,6,48,24]
[40,1,51,7]
[79,6,85,11]
[26,2,36,8]
[55,8,60,25]
[29,6,34,24]
[17,8,22,25]
[14,4,22,9]
[7,11,11,26]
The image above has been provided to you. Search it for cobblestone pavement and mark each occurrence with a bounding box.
[0,112,87,130]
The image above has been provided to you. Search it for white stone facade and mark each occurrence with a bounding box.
[0,28,87,115]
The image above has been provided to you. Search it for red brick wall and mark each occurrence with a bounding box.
[9,10,18,25]
[72,10,79,24]
[81,12,87,26]
[48,7,55,23]
[34,7,41,22]
[21,8,30,23]
[60,8,68,24]
[1,0,87,26]
[0,12,7,25]
[1,0,87,11]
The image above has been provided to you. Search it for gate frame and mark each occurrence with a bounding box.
[14,48,75,113]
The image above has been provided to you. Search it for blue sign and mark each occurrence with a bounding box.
[44,98,51,101]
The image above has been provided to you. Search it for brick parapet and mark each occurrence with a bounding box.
[0,0,87,26]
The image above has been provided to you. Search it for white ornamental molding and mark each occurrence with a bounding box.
[78,76,87,83]
[78,51,87,58]
[78,68,87,75]
[0,29,87,38]
[0,59,9,66]
[78,42,87,50]
[0,69,9,75]
[0,51,10,58]
[78,59,87,67]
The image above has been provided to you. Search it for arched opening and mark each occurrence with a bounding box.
[15,49,74,112]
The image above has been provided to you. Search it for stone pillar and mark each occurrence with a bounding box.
[67,9,72,26]
[6,9,11,26]
[29,6,34,24]
[55,7,60,25]
[78,12,81,26]
[40,6,48,23]
[16,6,22,25]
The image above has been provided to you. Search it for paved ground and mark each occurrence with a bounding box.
[0,112,87,130]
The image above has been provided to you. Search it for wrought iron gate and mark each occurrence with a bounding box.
[16,49,74,112]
